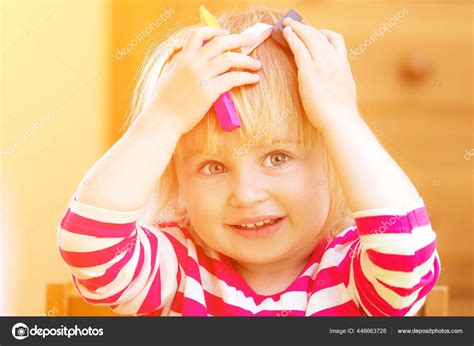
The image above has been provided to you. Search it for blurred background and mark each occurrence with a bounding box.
[1,0,472,316]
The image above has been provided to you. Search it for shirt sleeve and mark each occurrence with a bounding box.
[57,196,181,315]
[348,197,441,316]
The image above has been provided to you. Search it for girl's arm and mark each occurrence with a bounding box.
[320,112,420,210]
[58,27,262,314]
[58,104,184,314]
[319,113,440,316]
[282,18,419,210]
[58,112,183,315]
[75,113,181,212]
[75,27,261,211]
[348,200,440,316]
[283,19,440,316]
[58,197,182,315]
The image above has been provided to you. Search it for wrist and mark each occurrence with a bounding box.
[317,107,362,136]
[127,106,184,141]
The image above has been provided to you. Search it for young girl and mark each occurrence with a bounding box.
[58,7,440,316]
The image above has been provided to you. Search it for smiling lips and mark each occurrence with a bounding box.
[229,215,286,231]
[227,216,287,237]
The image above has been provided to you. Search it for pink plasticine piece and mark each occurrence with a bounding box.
[201,38,241,132]
[214,92,241,132]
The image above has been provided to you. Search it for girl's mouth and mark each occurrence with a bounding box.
[227,216,287,237]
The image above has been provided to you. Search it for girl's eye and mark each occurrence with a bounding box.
[262,152,290,167]
[200,161,226,175]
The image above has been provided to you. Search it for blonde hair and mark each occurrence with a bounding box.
[125,6,354,240]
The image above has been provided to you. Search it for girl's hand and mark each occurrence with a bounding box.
[137,26,262,136]
[282,18,358,132]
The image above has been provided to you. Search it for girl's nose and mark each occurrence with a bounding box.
[229,170,268,208]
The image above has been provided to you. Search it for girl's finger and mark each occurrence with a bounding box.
[197,34,261,61]
[319,29,348,58]
[181,26,229,59]
[207,52,261,76]
[283,26,313,66]
[162,50,182,74]
[211,71,260,94]
[283,19,330,61]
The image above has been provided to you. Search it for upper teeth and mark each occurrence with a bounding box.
[239,218,277,228]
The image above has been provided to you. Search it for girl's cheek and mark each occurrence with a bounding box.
[190,180,227,206]
[194,178,218,188]
[301,179,327,201]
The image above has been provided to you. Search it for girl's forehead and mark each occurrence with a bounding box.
[180,119,302,158]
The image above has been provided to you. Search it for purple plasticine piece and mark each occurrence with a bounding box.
[272,9,303,48]
[214,92,241,132]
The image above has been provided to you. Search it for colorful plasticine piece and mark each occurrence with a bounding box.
[271,9,303,48]
[199,5,241,132]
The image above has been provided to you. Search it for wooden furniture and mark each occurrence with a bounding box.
[422,285,449,316]
[46,282,121,316]
[46,282,449,316]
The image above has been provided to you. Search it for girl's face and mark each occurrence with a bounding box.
[175,122,330,265]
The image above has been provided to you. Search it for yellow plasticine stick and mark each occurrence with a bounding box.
[199,5,241,132]
[199,5,220,27]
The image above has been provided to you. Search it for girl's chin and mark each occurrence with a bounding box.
[227,250,291,267]
[223,240,295,265]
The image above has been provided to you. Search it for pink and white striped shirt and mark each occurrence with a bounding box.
[58,196,440,316]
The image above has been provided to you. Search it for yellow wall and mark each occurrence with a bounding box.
[1,0,109,315]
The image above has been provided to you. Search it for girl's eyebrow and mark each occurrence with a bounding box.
[183,139,302,160]
[183,152,208,161]
[254,138,301,148]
